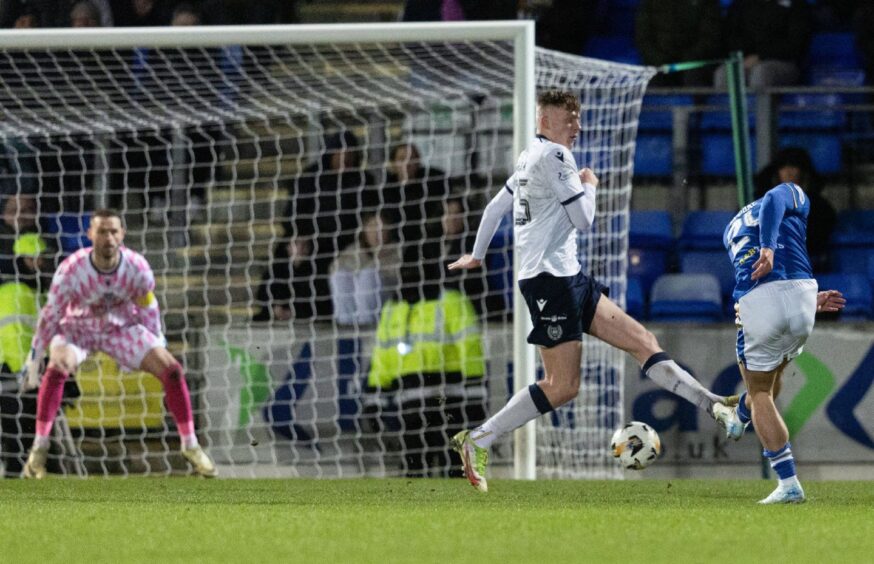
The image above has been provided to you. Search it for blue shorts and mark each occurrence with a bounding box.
[518,271,609,348]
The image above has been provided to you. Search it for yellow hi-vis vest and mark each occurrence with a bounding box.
[0,281,39,373]
[368,289,485,389]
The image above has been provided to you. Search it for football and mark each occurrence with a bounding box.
[610,421,661,470]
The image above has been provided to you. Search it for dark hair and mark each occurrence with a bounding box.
[537,90,580,113]
[390,142,420,162]
[91,208,124,226]
[172,2,201,23]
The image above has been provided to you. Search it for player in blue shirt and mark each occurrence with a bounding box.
[714,182,845,504]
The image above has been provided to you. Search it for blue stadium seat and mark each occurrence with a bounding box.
[44,213,92,254]
[634,134,672,176]
[678,211,736,250]
[700,133,757,176]
[583,35,641,65]
[779,94,846,130]
[628,211,674,295]
[815,273,873,320]
[649,273,723,322]
[779,133,842,175]
[680,250,736,305]
[700,94,756,131]
[626,277,645,320]
[807,32,862,71]
[831,211,874,276]
[809,68,866,88]
[630,210,673,249]
[638,94,694,132]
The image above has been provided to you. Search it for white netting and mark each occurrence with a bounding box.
[0,27,653,479]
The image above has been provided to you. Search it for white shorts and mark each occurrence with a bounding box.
[50,324,164,371]
[736,279,818,371]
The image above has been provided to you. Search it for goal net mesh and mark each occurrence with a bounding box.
[0,32,653,479]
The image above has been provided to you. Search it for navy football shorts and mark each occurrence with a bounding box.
[518,271,609,347]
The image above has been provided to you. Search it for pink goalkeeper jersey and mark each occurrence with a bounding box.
[32,246,162,355]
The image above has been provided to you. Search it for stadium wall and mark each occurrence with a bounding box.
[203,323,873,479]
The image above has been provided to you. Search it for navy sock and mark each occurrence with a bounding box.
[528,383,554,414]
[736,392,751,424]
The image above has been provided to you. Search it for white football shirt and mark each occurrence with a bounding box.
[509,135,588,280]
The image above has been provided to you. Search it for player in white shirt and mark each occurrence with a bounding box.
[449,90,731,493]
[21,209,216,478]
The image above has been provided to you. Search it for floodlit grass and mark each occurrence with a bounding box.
[2,479,872,563]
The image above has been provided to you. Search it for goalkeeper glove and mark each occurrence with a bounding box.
[22,348,44,391]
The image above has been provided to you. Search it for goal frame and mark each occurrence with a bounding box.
[0,21,538,479]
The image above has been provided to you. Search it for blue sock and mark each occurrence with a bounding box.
[736,392,751,424]
[763,442,797,484]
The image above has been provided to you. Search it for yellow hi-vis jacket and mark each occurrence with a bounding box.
[0,281,39,373]
[368,289,485,390]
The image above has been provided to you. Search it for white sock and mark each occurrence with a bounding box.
[181,433,199,450]
[779,475,801,489]
[645,356,722,413]
[33,435,50,449]
[471,386,541,449]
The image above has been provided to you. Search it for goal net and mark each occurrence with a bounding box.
[0,24,654,479]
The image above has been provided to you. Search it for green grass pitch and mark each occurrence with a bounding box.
[2,479,872,563]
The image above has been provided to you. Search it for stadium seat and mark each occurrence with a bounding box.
[678,211,735,251]
[634,133,672,177]
[639,95,694,132]
[626,277,645,320]
[815,273,873,320]
[831,211,874,276]
[699,94,756,131]
[700,133,757,176]
[779,93,846,130]
[629,211,674,295]
[680,250,736,306]
[44,213,92,254]
[649,273,723,322]
[630,210,673,249]
[779,133,842,175]
[807,32,862,71]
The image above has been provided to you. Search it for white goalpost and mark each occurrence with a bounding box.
[0,23,654,479]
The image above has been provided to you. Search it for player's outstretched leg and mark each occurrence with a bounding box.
[143,349,217,477]
[451,430,489,493]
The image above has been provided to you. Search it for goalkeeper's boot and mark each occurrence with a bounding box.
[758,482,806,505]
[182,445,218,478]
[713,402,748,441]
[451,430,489,493]
[23,445,48,479]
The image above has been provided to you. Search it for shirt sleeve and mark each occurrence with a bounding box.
[31,260,73,356]
[545,147,597,231]
[759,183,798,249]
[471,177,515,260]
[133,255,164,341]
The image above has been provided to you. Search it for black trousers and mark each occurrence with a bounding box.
[395,395,487,478]
[0,372,37,478]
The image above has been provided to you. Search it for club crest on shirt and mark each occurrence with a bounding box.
[547,325,563,341]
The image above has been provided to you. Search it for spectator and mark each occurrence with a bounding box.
[0,234,53,477]
[69,0,102,27]
[754,147,836,272]
[367,241,487,478]
[329,211,401,327]
[254,130,373,321]
[170,2,200,26]
[635,0,722,87]
[199,0,297,25]
[713,0,812,91]
[442,195,506,319]
[0,193,38,280]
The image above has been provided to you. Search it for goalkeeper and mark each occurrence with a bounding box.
[21,209,216,478]
[449,90,732,492]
